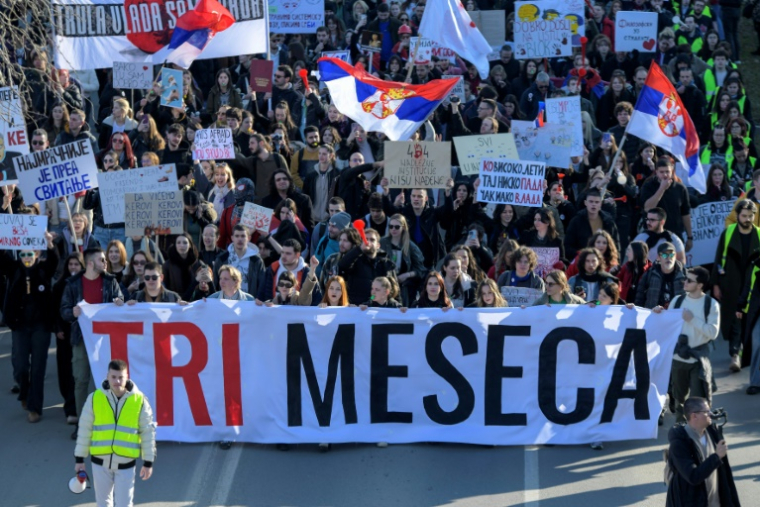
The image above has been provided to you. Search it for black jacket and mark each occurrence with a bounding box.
[1,247,59,331]
[261,189,315,233]
[564,209,620,260]
[130,288,183,302]
[61,271,124,346]
[394,202,450,269]
[84,187,124,229]
[666,424,741,507]
[212,249,266,298]
[338,246,398,304]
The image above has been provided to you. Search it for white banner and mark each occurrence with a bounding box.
[686,199,736,267]
[478,158,545,206]
[0,86,30,184]
[269,0,323,34]
[52,0,269,70]
[79,302,680,445]
[0,214,48,250]
[14,140,98,204]
[97,164,178,224]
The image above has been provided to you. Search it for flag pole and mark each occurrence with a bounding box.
[61,196,79,253]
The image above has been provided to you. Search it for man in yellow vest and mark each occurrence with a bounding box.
[74,359,156,507]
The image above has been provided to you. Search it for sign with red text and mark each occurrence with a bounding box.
[453,134,519,176]
[478,158,545,206]
[241,202,273,233]
[384,141,451,188]
[0,86,29,184]
[0,214,48,250]
[78,301,681,444]
[546,95,583,157]
[193,129,235,160]
[615,12,658,53]
[410,37,435,65]
[532,247,561,278]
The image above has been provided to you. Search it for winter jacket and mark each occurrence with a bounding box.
[567,271,619,302]
[162,245,199,296]
[261,189,315,233]
[84,187,124,230]
[635,262,687,309]
[61,271,124,346]
[338,246,398,304]
[206,84,244,115]
[98,116,139,150]
[564,209,621,260]
[532,292,586,305]
[0,247,59,331]
[53,122,98,152]
[212,244,266,297]
[496,270,546,292]
[74,383,156,470]
[617,260,652,302]
[394,201,451,269]
[129,288,183,302]
[258,257,319,302]
[269,271,318,306]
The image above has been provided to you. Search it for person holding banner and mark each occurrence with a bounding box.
[567,248,619,302]
[127,263,185,304]
[1,230,57,423]
[496,246,546,294]
[532,270,586,306]
[469,278,508,308]
[409,271,454,310]
[208,265,255,301]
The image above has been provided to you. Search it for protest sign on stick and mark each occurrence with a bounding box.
[615,12,658,53]
[477,158,545,206]
[686,200,736,267]
[0,86,29,184]
[0,214,48,250]
[113,61,153,90]
[514,1,574,59]
[454,134,519,176]
[241,203,273,233]
[97,165,178,225]
[193,129,235,160]
[546,96,584,157]
[124,191,184,237]
[511,120,573,166]
[384,141,451,188]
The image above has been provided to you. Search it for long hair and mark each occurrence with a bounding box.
[532,208,559,241]
[452,244,486,282]
[419,271,452,307]
[578,247,605,274]
[45,101,70,131]
[587,230,619,268]
[59,252,85,283]
[599,282,620,304]
[707,163,732,197]
[106,240,127,272]
[106,132,136,168]
[122,249,154,286]
[441,253,465,299]
[627,241,649,276]
[475,278,507,307]
[141,115,166,151]
[494,239,519,275]
[387,213,410,258]
[269,169,295,197]
[320,276,349,306]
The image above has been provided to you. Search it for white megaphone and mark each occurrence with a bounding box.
[68,470,89,494]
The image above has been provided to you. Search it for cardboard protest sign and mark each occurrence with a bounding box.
[532,246,561,278]
[410,37,435,65]
[124,191,184,237]
[321,51,351,64]
[454,134,519,176]
[249,60,275,93]
[241,203,273,233]
[384,141,451,188]
[193,129,235,160]
[686,200,736,267]
[477,158,545,206]
[269,0,324,33]
[615,12,658,53]
[468,11,507,46]
[113,61,153,90]
[361,32,384,52]
[511,120,573,166]
[97,165,178,225]
[160,68,183,108]
[514,1,573,59]
[0,214,48,250]
[546,95,584,157]
[14,140,98,204]
[432,44,457,64]
[0,86,29,184]
[500,286,543,306]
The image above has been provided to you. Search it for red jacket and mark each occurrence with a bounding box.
[617,260,652,302]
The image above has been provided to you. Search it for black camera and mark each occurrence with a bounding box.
[450,95,460,103]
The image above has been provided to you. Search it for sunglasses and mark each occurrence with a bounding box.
[19,252,35,258]
[685,278,697,284]
[144,274,160,281]
[32,140,46,146]
[278,282,294,288]
[659,252,675,259]
[112,139,124,144]
[133,260,146,266]
[389,224,402,230]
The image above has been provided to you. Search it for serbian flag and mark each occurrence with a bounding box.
[318,57,459,141]
[627,62,705,193]
[166,0,235,69]
[417,0,492,79]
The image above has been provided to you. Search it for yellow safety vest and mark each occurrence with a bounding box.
[700,144,734,169]
[720,223,760,272]
[90,390,144,459]
[727,155,757,183]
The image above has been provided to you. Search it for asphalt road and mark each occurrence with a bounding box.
[1,326,758,507]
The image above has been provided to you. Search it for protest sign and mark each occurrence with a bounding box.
[51,0,268,70]
[410,37,435,65]
[514,1,573,58]
[193,129,235,160]
[500,286,544,306]
[448,76,467,103]
[321,51,351,64]
[269,0,324,34]
[241,203,273,233]
[160,68,183,108]
[14,140,98,204]
[468,10,507,46]
[249,60,275,93]
[97,165,178,225]
[124,191,184,237]
[0,86,29,184]
[477,158,545,206]
[0,214,48,251]
[686,200,736,267]
[432,44,456,64]
[113,61,153,90]
[615,12,658,53]
[384,141,451,188]
[80,301,681,445]
[532,247,561,278]
[546,95,584,157]
[453,134,519,176]
[361,32,384,52]
[511,120,573,166]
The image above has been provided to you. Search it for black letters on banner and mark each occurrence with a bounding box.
[286,324,357,427]
[485,325,530,426]
[538,327,595,425]
[422,323,477,425]
[371,324,414,424]
[600,329,651,423]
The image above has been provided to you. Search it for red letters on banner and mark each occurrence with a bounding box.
[93,322,144,367]
[222,324,243,426]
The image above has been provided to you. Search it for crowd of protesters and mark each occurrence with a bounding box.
[1,1,758,479]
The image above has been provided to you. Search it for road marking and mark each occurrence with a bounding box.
[524,445,540,506]
[185,443,218,503]
[209,443,244,506]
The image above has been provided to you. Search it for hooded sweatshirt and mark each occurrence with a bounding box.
[226,243,260,293]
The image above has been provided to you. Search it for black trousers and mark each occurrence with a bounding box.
[56,332,77,417]
[11,323,51,415]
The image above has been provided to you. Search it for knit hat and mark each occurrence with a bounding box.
[329,211,352,231]
[657,242,676,254]
[377,2,390,12]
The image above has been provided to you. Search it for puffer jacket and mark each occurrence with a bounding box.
[74,382,156,470]
[61,271,124,346]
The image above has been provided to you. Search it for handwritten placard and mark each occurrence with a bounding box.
[97,165,178,224]
[0,214,48,250]
[0,86,29,184]
[384,141,451,188]
[410,37,435,65]
[615,11,658,53]
[240,202,273,233]
[500,286,543,306]
[545,95,583,157]
[477,158,545,206]
[686,200,736,267]
[124,191,184,237]
[193,129,235,160]
[113,61,153,90]
[511,120,573,166]
[514,1,573,59]
[453,134,519,176]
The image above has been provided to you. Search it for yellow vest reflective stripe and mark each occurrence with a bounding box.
[745,267,760,312]
[700,145,734,169]
[721,223,760,270]
[727,156,757,181]
[90,390,143,459]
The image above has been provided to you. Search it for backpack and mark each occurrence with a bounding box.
[671,293,714,319]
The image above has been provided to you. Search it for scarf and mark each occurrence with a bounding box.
[643,230,672,251]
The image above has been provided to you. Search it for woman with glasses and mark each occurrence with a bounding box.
[207,265,255,301]
[380,214,425,305]
[567,247,618,302]
[98,132,136,168]
[496,246,545,293]
[532,270,586,306]
[121,250,153,298]
[521,208,566,265]
[261,258,319,306]
[469,278,508,308]
[98,98,138,150]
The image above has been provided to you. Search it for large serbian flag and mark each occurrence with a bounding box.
[166,0,235,69]
[627,62,705,193]
[318,57,458,141]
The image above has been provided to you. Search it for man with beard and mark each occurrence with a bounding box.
[712,199,760,372]
[289,126,321,189]
[640,157,693,246]
[313,211,351,278]
[633,207,687,264]
[229,134,288,203]
[261,169,314,233]
[217,178,256,249]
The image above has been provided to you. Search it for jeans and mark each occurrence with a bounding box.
[56,332,77,417]
[12,323,51,415]
[72,342,93,417]
[722,7,742,60]
[671,359,707,424]
[93,226,126,250]
[751,319,760,387]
